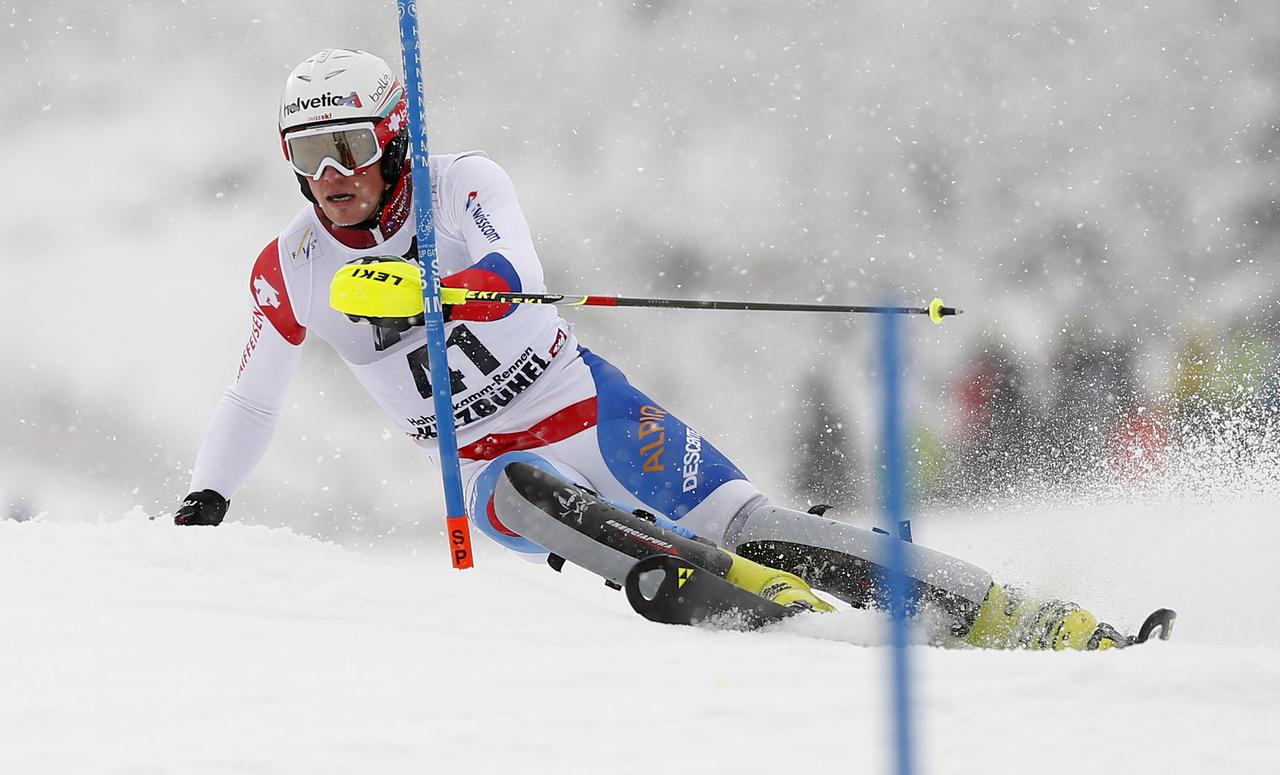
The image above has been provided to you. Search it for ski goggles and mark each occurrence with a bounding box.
[284,122,384,179]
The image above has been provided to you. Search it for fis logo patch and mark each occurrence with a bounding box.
[289,227,319,264]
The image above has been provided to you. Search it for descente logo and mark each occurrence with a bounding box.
[283,91,362,116]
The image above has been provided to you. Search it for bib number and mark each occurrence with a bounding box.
[405,324,500,399]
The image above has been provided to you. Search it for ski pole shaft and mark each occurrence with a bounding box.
[440,289,961,323]
[330,260,962,324]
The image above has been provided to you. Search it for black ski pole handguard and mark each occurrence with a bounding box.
[174,489,230,526]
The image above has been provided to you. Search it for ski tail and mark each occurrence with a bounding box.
[492,461,734,585]
[492,462,820,628]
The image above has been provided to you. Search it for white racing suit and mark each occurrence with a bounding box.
[189,150,1127,648]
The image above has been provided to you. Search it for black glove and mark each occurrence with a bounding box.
[175,489,229,526]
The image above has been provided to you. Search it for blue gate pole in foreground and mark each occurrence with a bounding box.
[398,1,474,569]
[879,310,916,775]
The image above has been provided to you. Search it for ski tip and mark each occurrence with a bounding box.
[1135,608,1177,644]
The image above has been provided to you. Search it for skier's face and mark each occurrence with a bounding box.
[308,163,387,226]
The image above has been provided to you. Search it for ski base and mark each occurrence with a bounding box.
[624,554,798,631]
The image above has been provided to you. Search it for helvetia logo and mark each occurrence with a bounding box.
[283,91,363,116]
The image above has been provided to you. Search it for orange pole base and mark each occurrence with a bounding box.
[446,514,475,569]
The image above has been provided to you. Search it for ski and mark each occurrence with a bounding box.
[493,461,737,586]
[493,462,1177,645]
[493,464,805,630]
[624,554,798,630]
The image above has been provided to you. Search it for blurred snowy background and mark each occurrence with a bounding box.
[3,1,1278,545]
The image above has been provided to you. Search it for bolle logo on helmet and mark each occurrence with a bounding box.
[283,90,363,116]
[370,74,392,104]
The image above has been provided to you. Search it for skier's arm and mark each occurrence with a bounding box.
[178,241,307,525]
[438,154,546,322]
[187,323,302,501]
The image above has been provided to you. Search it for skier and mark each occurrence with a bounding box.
[176,48,1146,650]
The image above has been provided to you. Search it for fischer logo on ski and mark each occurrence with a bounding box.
[677,567,694,588]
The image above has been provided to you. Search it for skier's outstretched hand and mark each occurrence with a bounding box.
[174,489,229,526]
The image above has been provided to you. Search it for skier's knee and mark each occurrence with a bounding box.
[674,479,766,544]
[468,451,574,555]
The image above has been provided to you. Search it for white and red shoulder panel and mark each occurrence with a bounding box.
[248,239,306,346]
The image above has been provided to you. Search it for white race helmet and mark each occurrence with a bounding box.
[278,49,409,184]
[280,48,405,133]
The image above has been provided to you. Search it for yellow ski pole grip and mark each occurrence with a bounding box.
[329,258,426,318]
[330,258,481,319]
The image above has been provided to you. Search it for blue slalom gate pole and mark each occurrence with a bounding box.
[397,1,474,569]
[879,311,915,775]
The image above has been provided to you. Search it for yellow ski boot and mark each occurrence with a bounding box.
[724,552,836,613]
[964,583,1128,650]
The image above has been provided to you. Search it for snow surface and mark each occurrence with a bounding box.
[4,476,1277,775]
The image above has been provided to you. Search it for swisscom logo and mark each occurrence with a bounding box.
[283,91,363,116]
